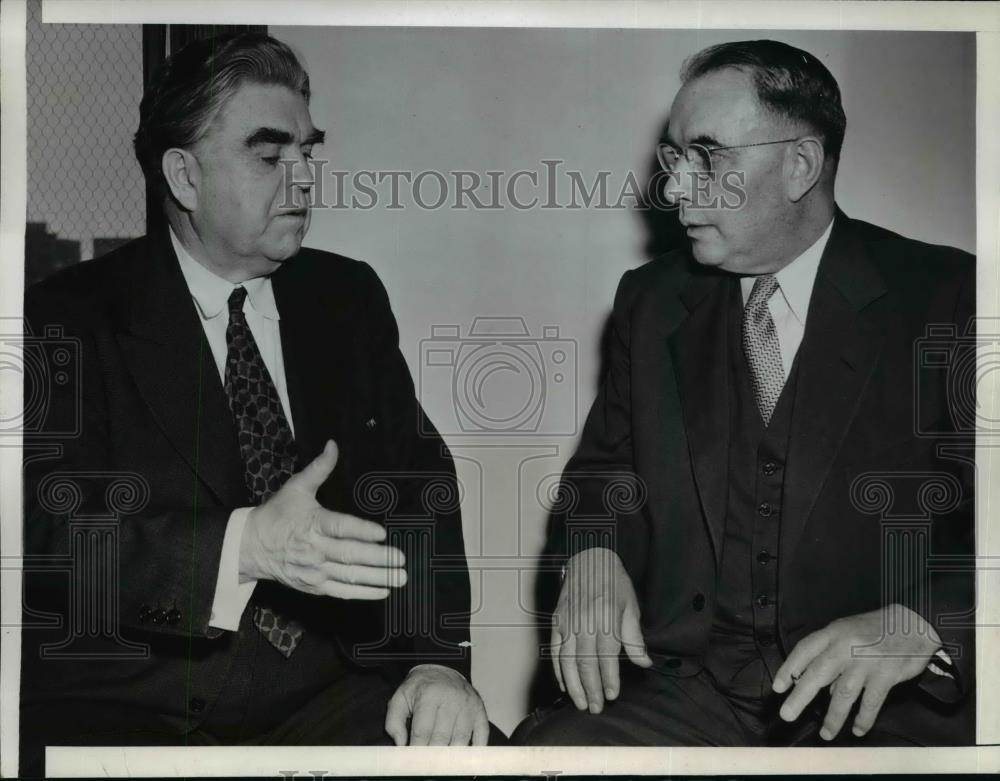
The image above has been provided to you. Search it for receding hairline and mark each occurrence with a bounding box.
[669,66,802,140]
[182,79,318,153]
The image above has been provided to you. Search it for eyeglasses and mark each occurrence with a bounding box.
[655,137,800,175]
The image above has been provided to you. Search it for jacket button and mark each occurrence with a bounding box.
[762,461,778,476]
[151,609,167,624]
[188,697,205,714]
[756,549,773,565]
[138,604,152,622]
[166,609,181,625]
[757,502,772,517]
[756,594,771,608]
[692,593,706,611]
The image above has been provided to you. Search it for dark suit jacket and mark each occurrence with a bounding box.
[21,230,470,737]
[548,209,975,744]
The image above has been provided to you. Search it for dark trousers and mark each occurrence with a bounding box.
[21,622,508,778]
[20,667,399,778]
[510,660,922,747]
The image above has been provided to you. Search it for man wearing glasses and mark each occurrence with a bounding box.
[514,39,974,746]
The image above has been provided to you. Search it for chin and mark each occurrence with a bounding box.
[690,242,727,268]
[266,236,306,263]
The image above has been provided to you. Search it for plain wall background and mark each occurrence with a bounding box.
[272,27,976,734]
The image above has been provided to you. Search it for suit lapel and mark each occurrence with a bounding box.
[115,233,247,508]
[780,212,888,561]
[669,268,733,562]
[271,257,352,468]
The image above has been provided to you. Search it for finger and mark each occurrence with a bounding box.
[550,625,565,693]
[384,688,410,747]
[429,704,459,746]
[779,652,842,723]
[558,634,587,711]
[595,628,621,701]
[450,708,475,747]
[852,679,892,737]
[319,511,388,544]
[773,629,832,694]
[819,671,866,741]
[324,538,406,568]
[575,631,605,713]
[321,581,391,600]
[620,603,652,669]
[408,697,439,746]
[291,439,339,495]
[326,562,408,589]
[472,708,490,746]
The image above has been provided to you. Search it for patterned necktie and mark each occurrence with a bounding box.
[742,275,785,426]
[224,286,304,657]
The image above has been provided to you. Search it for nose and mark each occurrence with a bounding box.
[285,149,315,198]
[663,166,693,208]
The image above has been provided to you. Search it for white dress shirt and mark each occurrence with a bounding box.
[739,219,833,378]
[170,229,294,631]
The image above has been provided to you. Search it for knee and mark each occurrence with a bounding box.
[510,702,609,746]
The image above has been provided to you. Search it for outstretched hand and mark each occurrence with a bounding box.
[239,439,407,599]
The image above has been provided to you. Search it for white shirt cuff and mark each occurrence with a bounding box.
[928,648,955,679]
[209,507,257,631]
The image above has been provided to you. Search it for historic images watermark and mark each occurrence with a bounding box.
[278,159,749,212]
[0,318,81,442]
[419,318,578,438]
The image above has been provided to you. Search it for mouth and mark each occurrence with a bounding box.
[678,210,709,232]
[278,209,308,219]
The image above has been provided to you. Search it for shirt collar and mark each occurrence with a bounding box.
[170,228,280,321]
[740,217,834,324]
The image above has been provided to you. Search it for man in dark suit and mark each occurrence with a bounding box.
[20,33,490,776]
[514,39,974,746]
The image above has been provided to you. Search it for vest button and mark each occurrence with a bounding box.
[756,594,771,608]
[758,632,774,646]
[762,461,778,476]
[692,593,706,611]
[188,697,205,714]
[757,549,773,565]
[757,502,772,517]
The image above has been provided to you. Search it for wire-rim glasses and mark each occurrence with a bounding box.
[656,137,800,175]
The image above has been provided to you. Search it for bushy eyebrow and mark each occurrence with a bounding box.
[245,127,294,148]
[659,128,723,149]
[244,127,326,148]
[689,133,723,148]
[304,128,326,146]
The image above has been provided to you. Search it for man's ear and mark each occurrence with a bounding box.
[161,147,200,212]
[786,136,825,202]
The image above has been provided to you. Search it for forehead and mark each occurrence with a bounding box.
[668,67,767,142]
[203,82,314,144]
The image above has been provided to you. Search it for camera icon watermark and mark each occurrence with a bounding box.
[914,318,996,438]
[0,320,81,438]
[419,317,577,436]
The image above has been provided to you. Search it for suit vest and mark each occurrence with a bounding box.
[703,279,799,697]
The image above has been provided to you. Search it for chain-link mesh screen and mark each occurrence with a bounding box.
[25,0,146,285]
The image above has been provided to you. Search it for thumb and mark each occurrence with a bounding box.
[293,439,339,495]
[384,688,411,747]
[620,604,653,668]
